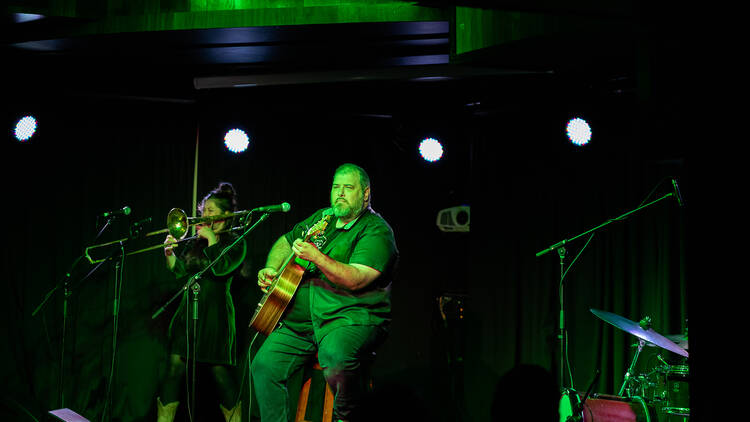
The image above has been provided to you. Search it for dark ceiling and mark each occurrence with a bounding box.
[2,1,685,118]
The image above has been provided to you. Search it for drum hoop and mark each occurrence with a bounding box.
[667,365,689,374]
[629,396,653,422]
[664,407,690,416]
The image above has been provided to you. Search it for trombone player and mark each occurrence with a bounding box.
[156,182,247,422]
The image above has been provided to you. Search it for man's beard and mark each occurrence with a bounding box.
[332,196,363,219]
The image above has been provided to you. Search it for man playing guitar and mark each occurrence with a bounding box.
[251,163,398,422]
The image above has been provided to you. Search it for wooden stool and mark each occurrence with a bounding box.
[294,352,376,422]
[295,358,334,422]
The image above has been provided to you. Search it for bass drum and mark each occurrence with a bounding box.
[559,389,658,422]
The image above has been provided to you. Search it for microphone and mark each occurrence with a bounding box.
[671,178,684,207]
[252,202,291,213]
[102,206,131,218]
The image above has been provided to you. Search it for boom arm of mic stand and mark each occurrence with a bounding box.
[32,215,116,316]
[32,255,85,316]
[535,192,675,257]
[152,212,270,320]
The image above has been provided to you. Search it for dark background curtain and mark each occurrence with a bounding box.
[1,67,690,422]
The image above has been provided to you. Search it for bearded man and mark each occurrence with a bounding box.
[252,163,399,422]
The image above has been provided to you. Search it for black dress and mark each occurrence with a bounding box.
[167,232,247,365]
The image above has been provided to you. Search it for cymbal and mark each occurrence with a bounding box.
[644,333,689,351]
[590,309,689,357]
[665,334,689,350]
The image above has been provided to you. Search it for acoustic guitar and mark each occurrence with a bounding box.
[249,214,331,335]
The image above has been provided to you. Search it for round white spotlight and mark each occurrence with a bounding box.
[14,116,38,142]
[224,129,249,153]
[419,137,444,162]
[566,117,591,146]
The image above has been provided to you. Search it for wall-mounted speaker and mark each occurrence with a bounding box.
[436,205,470,233]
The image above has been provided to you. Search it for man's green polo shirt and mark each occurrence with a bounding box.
[281,207,398,343]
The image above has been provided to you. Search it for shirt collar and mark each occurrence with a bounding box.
[327,207,368,230]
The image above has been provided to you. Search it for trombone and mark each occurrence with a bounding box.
[84,208,252,264]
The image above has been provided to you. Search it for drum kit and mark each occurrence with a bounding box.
[559,309,690,422]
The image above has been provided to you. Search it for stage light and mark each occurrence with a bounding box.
[224,128,249,153]
[566,117,591,146]
[14,116,37,142]
[419,137,443,162]
[13,13,45,23]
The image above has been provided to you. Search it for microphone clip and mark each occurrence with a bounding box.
[129,216,152,239]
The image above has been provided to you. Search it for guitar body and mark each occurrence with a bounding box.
[249,214,331,336]
[249,256,305,336]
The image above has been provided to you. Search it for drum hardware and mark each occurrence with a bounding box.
[620,337,648,397]
[633,362,670,402]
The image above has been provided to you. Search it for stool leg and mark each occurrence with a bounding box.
[322,382,334,422]
[295,376,314,422]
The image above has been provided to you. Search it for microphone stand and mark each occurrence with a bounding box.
[190,281,200,419]
[31,258,79,410]
[535,191,676,392]
[101,241,127,422]
[151,212,271,419]
[31,215,121,410]
[557,246,567,391]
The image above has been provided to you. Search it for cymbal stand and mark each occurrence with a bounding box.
[619,338,646,397]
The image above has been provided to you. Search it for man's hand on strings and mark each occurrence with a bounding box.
[257,267,277,293]
[292,238,321,263]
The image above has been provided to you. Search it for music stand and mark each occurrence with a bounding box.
[48,408,90,422]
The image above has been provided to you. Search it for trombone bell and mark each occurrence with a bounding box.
[167,208,189,239]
